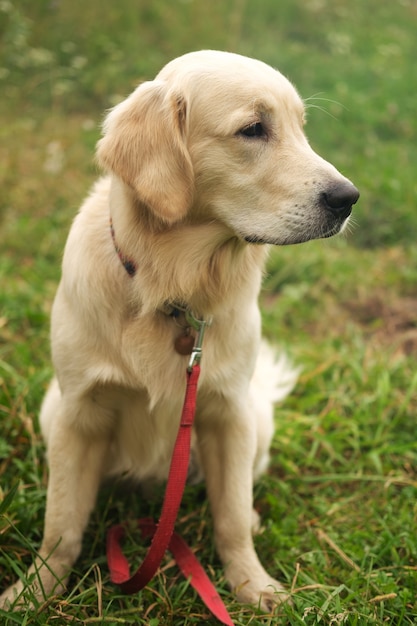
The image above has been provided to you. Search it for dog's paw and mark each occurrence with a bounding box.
[0,579,26,610]
[258,582,291,613]
[234,574,290,612]
[0,562,66,610]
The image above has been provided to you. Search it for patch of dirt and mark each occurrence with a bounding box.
[345,293,417,357]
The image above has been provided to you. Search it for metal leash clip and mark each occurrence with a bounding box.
[185,309,212,372]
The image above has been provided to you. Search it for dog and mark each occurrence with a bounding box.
[1,50,359,612]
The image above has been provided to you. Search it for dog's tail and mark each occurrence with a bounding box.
[252,340,300,405]
[250,341,299,480]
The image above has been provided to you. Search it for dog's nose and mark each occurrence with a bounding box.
[322,182,360,219]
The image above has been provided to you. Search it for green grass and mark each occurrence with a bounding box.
[1,0,417,624]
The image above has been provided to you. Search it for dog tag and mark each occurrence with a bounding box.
[174,333,195,355]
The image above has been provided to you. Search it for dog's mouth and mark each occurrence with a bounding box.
[243,216,351,246]
[244,234,273,245]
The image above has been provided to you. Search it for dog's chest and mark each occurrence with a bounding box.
[101,384,186,482]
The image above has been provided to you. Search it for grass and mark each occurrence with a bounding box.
[1,0,417,624]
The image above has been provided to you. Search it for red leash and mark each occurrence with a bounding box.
[106,364,234,626]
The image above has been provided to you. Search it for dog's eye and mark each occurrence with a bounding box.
[239,122,266,138]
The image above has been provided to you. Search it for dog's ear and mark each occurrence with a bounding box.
[96,81,193,224]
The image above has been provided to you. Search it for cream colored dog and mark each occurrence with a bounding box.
[1,50,358,612]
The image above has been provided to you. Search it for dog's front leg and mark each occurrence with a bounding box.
[0,418,108,608]
[198,396,288,612]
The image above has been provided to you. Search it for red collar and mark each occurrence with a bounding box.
[110,217,137,277]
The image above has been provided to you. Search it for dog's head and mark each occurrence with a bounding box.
[97,50,359,244]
